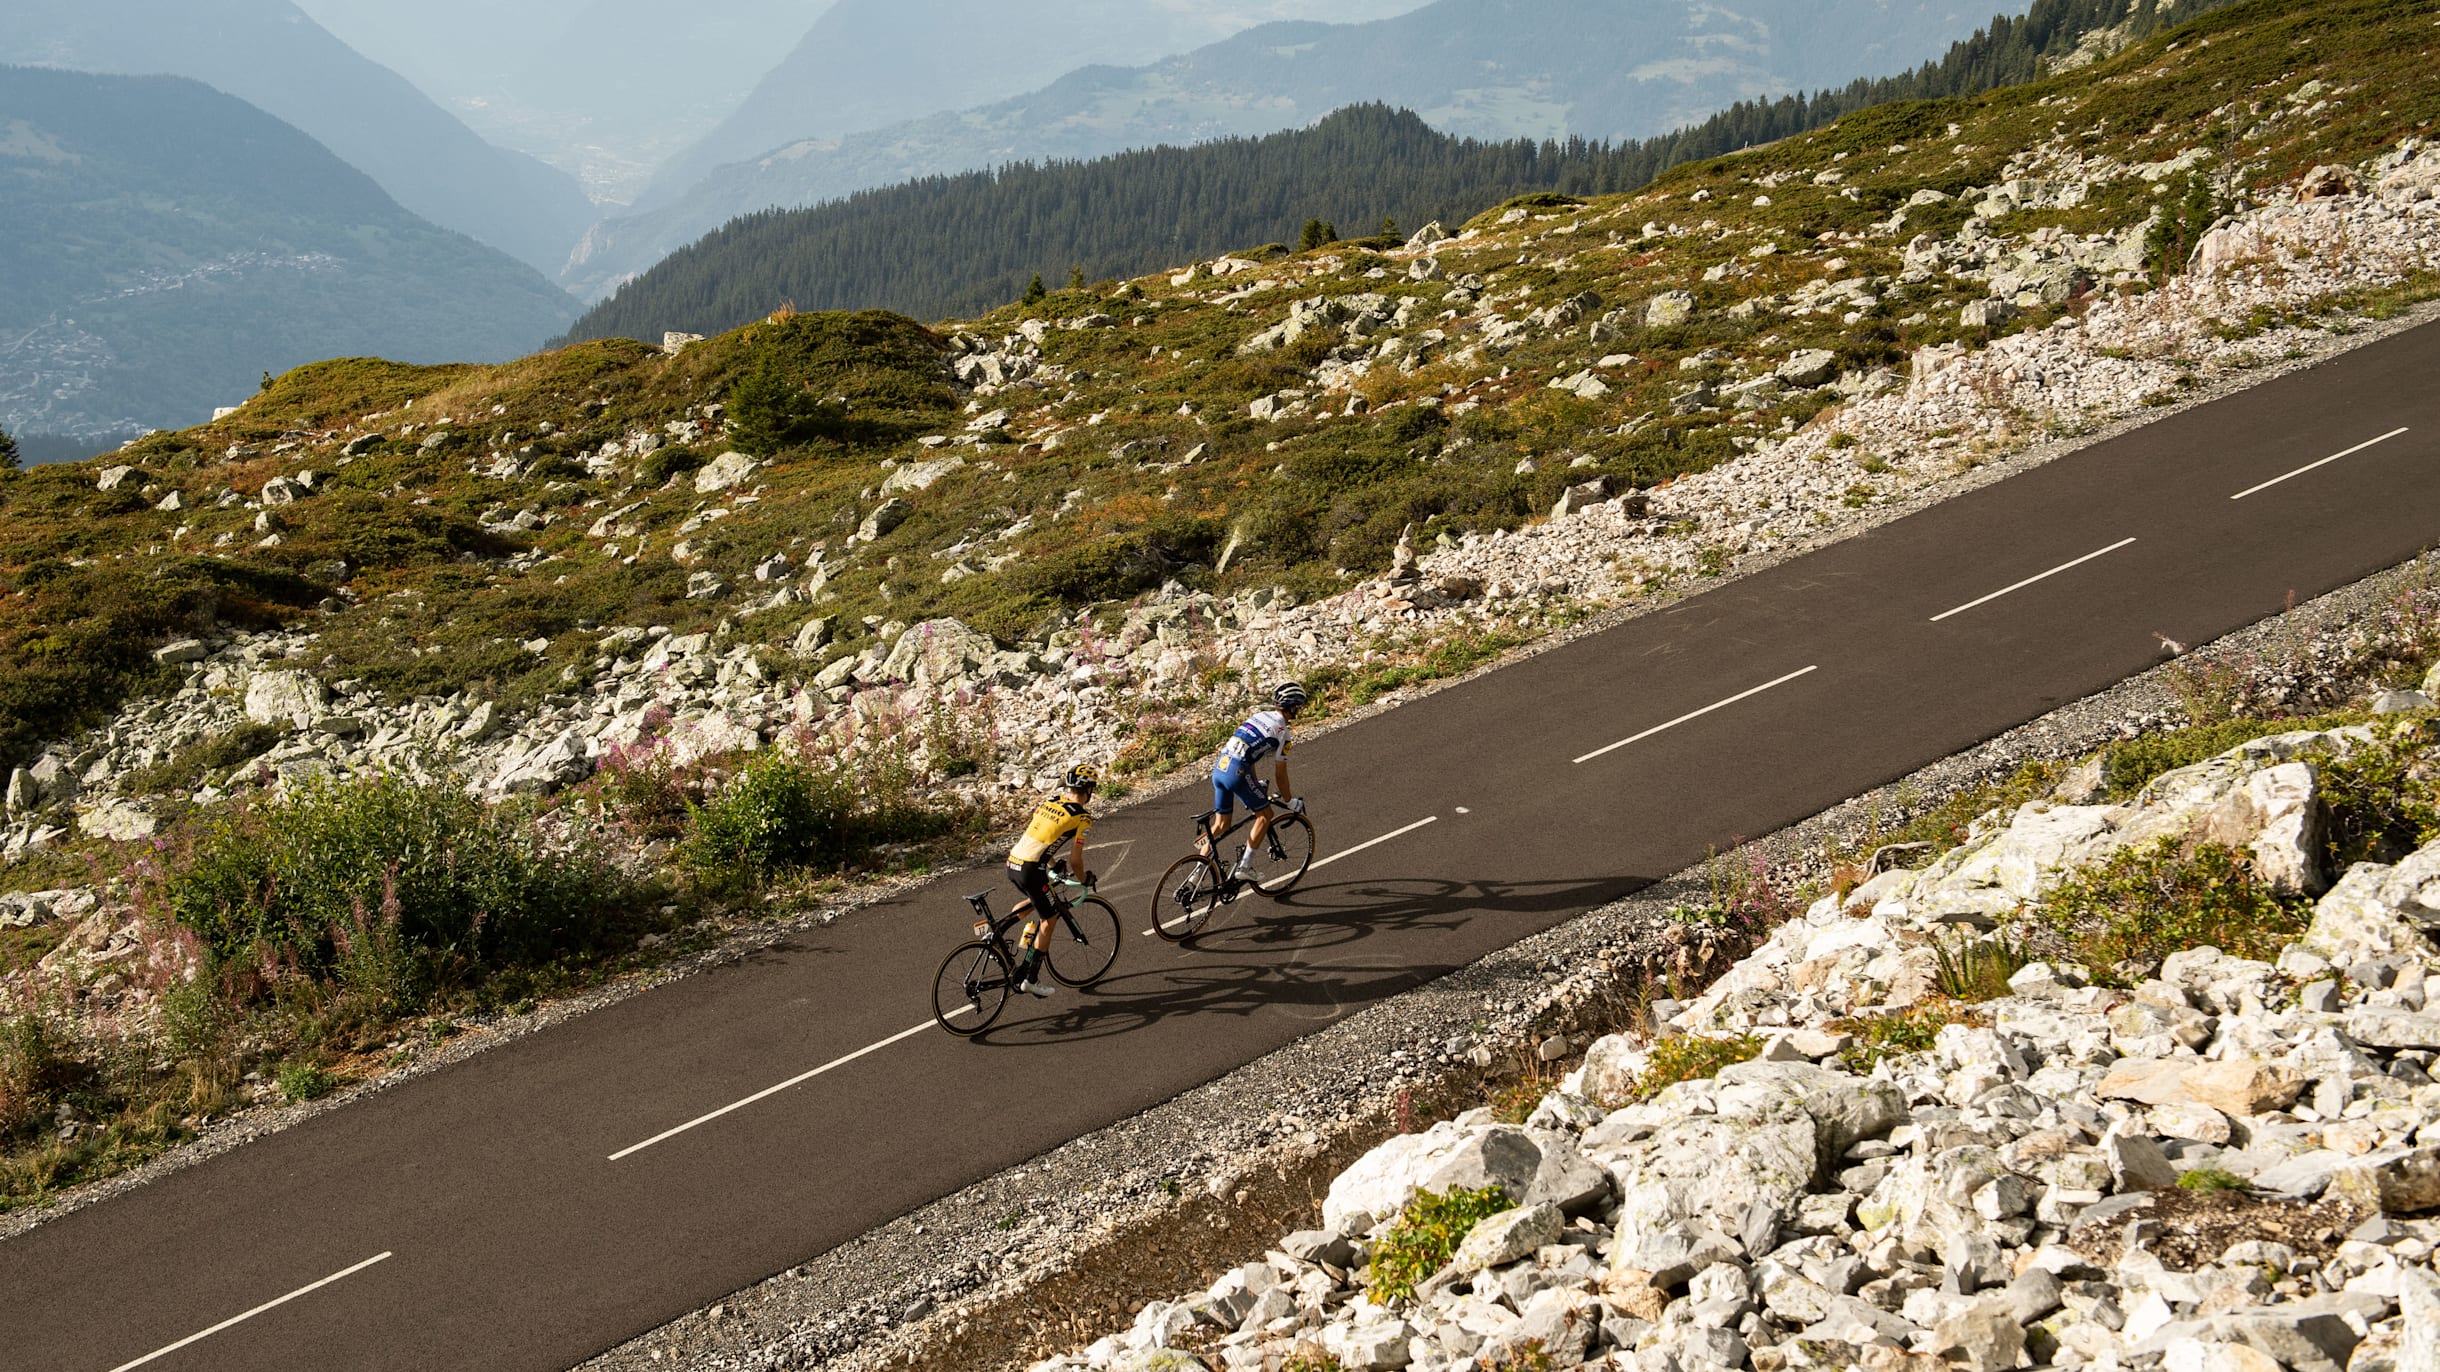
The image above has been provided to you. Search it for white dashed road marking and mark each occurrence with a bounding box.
[108,1252,393,1372]
[1306,815,1440,872]
[1928,538,2136,623]
[1572,666,1821,764]
[609,1021,937,1160]
[2231,427,2410,501]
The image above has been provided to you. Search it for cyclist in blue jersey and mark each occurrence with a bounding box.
[1205,682,1308,876]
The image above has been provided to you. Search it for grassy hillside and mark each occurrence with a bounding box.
[5,0,2435,772]
[567,0,2240,327]
[0,67,578,442]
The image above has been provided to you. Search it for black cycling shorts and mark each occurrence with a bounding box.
[1007,860,1055,917]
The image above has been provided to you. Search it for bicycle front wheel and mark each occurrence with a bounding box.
[1248,813,1316,897]
[1044,895,1121,987]
[931,939,1014,1037]
[1151,854,1225,941]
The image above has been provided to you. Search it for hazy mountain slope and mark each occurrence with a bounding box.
[0,67,578,441]
[0,0,598,274]
[636,0,1434,210]
[296,0,831,205]
[568,0,2013,297]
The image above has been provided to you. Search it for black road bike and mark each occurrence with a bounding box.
[1148,802,1316,941]
[930,866,1120,1037]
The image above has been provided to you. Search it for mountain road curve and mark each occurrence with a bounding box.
[9,318,2439,1371]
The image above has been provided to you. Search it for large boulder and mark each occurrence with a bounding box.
[2301,836,2440,965]
[694,451,759,494]
[881,457,964,494]
[878,618,998,686]
[244,668,327,728]
[858,498,914,541]
[1321,1121,1605,1232]
[1645,290,1696,327]
[1592,1061,1896,1252]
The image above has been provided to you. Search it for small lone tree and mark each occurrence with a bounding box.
[1379,216,1400,240]
[1066,264,1086,291]
[1022,273,1047,304]
[0,424,18,472]
[1298,218,1339,252]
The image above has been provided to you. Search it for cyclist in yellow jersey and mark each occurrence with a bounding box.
[1004,763,1099,996]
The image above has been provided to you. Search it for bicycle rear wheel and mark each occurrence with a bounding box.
[1151,854,1225,941]
[1247,813,1316,897]
[931,939,1014,1037]
[1044,895,1121,987]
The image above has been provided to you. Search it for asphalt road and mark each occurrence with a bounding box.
[11,319,2439,1372]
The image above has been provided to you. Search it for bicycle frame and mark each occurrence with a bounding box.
[963,874,1087,945]
[1197,806,1283,848]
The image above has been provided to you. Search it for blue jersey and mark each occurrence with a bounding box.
[1215,709,1292,779]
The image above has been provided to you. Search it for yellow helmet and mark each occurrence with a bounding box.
[1063,762,1101,790]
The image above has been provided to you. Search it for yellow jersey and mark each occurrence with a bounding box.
[1008,797,1092,865]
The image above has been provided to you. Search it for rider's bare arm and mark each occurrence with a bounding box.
[1273,759,1294,807]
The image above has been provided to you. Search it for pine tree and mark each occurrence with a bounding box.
[1022,273,1046,305]
[1379,217,1400,240]
[0,424,17,472]
[1067,265,1086,291]
[1298,218,1339,252]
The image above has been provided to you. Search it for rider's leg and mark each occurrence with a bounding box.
[1204,773,1236,858]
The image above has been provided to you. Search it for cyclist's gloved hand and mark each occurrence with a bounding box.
[1084,870,1099,888]
[1288,797,1306,814]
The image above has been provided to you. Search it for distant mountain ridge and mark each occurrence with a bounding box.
[634,0,1434,212]
[565,0,2011,297]
[566,0,2235,341]
[0,66,577,441]
[0,0,598,274]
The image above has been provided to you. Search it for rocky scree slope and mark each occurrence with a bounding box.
[1043,716,2440,1372]
[2,0,2439,1172]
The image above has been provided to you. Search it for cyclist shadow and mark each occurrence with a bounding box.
[970,873,1633,1046]
[1188,873,1635,957]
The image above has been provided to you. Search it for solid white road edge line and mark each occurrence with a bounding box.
[1572,667,1821,765]
[2230,426,2411,500]
[609,1020,937,1160]
[1928,538,2137,623]
[1307,815,1440,873]
[107,1251,393,1372]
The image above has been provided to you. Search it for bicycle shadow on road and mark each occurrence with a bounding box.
[966,872,1638,1047]
[1192,872,1643,956]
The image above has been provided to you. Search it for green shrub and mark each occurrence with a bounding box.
[679,746,979,886]
[154,774,628,1007]
[1608,1033,1762,1105]
[1369,1186,1515,1300]
[1835,1001,1978,1074]
[726,363,858,455]
[682,751,838,882]
[2101,711,2360,798]
[637,446,704,487]
[1933,932,2031,1002]
[2177,1166,2250,1194]
[2318,728,2440,868]
[277,1061,337,1103]
[2033,839,2308,983]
